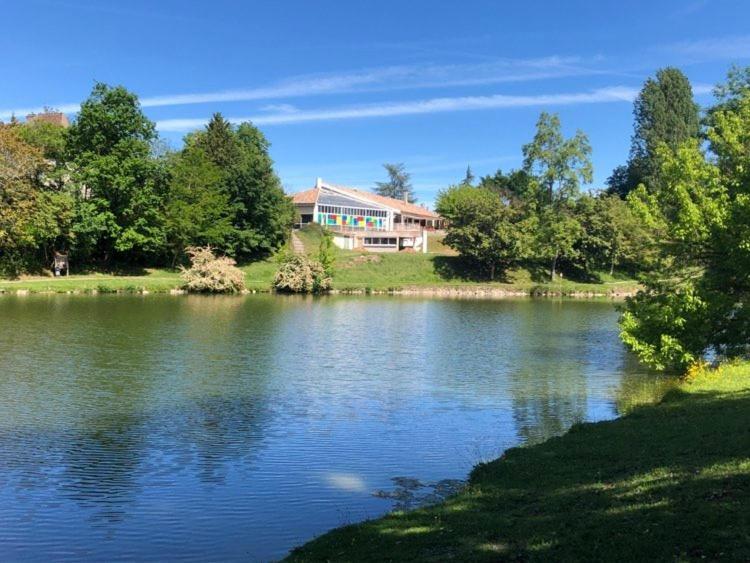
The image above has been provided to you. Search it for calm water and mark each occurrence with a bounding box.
[0,295,658,561]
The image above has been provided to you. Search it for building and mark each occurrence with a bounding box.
[25,112,70,127]
[291,178,444,252]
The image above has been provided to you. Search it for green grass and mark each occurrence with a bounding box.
[286,362,750,561]
[0,227,641,295]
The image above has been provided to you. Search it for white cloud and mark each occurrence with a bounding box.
[0,55,605,120]
[156,86,639,131]
[665,35,750,61]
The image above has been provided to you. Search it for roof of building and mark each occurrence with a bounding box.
[25,112,70,127]
[291,180,440,219]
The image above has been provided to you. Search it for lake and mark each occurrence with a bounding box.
[0,295,660,561]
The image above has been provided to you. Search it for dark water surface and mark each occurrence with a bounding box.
[0,295,659,561]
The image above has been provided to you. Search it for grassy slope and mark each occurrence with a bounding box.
[287,363,750,562]
[0,227,641,294]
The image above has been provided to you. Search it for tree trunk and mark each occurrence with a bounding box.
[490,263,495,281]
[550,253,558,281]
[609,254,615,276]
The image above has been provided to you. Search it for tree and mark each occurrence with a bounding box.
[462,165,475,186]
[67,83,167,262]
[522,113,593,279]
[164,145,234,265]
[436,184,529,280]
[0,125,47,274]
[619,72,749,371]
[478,168,535,206]
[195,113,240,168]
[375,163,416,202]
[522,112,593,206]
[228,122,294,259]
[609,68,700,198]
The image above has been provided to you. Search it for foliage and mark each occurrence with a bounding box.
[374,162,416,202]
[608,67,700,198]
[522,112,593,205]
[522,112,593,279]
[179,246,246,293]
[317,228,335,278]
[67,83,168,262]
[273,254,332,294]
[164,145,234,264]
[436,184,530,280]
[621,71,750,371]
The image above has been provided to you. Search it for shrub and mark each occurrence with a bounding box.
[273,254,332,294]
[180,246,246,293]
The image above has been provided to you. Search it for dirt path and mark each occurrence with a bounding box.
[291,231,305,254]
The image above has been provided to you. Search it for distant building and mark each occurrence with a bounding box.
[26,112,70,127]
[291,178,444,253]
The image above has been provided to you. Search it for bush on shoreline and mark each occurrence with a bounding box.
[180,246,246,293]
[273,254,331,294]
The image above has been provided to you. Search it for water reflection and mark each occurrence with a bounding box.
[0,295,661,561]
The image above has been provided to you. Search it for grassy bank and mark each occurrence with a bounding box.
[0,227,641,296]
[287,362,750,561]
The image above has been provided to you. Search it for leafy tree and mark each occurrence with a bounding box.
[620,73,749,371]
[67,83,167,262]
[574,194,655,276]
[17,119,67,161]
[478,168,535,206]
[228,122,294,259]
[164,145,234,265]
[522,112,593,206]
[0,125,47,274]
[436,184,529,280]
[375,163,416,202]
[609,68,700,197]
[317,228,335,278]
[522,112,593,279]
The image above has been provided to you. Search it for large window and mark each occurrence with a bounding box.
[318,205,387,217]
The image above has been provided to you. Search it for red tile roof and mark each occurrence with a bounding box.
[290,182,440,219]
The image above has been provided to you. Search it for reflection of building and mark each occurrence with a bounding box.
[26,112,70,127]
[291,178,444,252]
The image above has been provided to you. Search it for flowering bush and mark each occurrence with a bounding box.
[180,246,246,293]
[273,254,332,294]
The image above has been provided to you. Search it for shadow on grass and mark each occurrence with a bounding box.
[431,256,511,283]
[288,387,750,562]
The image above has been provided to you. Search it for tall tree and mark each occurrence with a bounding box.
[620,70,750,371]
[462,165,475,186]
[608,67,700,197]
[522,112,593,279]
[195,113,240,168]
[229,122,294,259]
[374,163,416,202]
[164,145,234,265]
[67,83,167,262]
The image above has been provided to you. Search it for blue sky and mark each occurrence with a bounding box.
[2,0,750,205]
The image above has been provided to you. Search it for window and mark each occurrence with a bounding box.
[318,204,387,217]
[363,237,397,246]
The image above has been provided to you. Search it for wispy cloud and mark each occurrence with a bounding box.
[156,86,639,131]
[664,34,750,61]
[0,56,606,120]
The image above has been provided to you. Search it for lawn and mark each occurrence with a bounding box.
[0,226,641,295]
[286,362,750,561]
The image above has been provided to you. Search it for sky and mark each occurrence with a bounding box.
[2,0,750,206]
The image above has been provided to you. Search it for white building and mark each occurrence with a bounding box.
[291,179,444,253]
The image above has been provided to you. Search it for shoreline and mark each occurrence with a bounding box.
[0,285,638,299]
[285,363,750,561]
